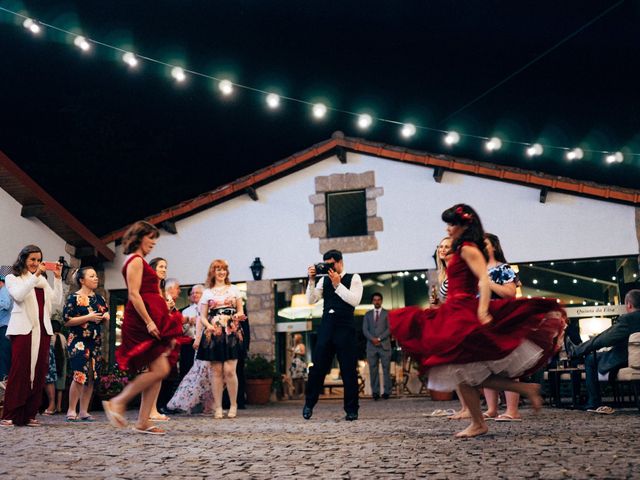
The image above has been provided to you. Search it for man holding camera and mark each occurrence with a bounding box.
[303,249,363,421]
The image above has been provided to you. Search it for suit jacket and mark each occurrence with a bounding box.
[362,308,391,351]
[5,272,63,383]
[575,309,640,373]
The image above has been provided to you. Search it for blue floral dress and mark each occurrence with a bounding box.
[488,263,518,299]
[63,293,108,384]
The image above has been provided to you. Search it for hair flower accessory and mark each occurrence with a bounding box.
[455,206,473,222]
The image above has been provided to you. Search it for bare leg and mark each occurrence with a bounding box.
[481,376,541,412]
[224,360,239,417]
[110,355,171,430]
[483,388,499,418]
[45,383,56,413]
[56,390,63,412]
[455,384,488,438]
[211,362,224,418]
[78,381,94,418]
[448,387,471,419]
[67,380,82,417]
[503,380,521,419]
[148,381,162,418]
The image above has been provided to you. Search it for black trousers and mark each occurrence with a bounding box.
[305,321,359,414]
[179,341,195,381]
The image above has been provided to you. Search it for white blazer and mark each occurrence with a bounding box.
[5,272,63,383]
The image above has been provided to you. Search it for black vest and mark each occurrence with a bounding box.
[322,274,355,324]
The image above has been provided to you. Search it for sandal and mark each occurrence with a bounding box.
[0,419,14,427]
[423,409,456,417]
[66,415,80,422]
[495,414,523,422]
[132,425,166,435]
[43,409,57,416]
[79,415,96,422]
[27,419,42,427]
[483,412,498,420]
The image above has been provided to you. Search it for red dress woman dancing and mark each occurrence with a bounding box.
[103,221,182,435]
[390,204,565,438]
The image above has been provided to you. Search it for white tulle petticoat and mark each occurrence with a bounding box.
[427,339,543,392]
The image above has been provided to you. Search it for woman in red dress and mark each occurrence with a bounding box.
[102,221,182,435]
[390,204,564,438]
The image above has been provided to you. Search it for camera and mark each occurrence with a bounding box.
[314,262,332,275]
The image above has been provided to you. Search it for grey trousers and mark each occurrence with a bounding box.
[367,347,392,396]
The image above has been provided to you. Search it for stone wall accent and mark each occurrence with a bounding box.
[308,169,384,254]
[246,280,275,360]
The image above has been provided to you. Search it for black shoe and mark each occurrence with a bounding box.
[159,407,178,415]
[302,405,313,420]
[382,394,390,400]
[372,394,380,401]
[345,412,358,421]
[237,405,246,410]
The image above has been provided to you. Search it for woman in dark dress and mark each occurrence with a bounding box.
[390,204,564,438]
[63,267,108,422]
[102,221,182,435]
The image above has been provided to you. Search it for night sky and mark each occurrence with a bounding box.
[1,1,639,237]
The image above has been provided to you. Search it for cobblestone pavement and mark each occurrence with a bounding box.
[1,396,640,479]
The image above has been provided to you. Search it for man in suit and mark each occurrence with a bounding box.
[303,249,363,421]
[363,292,392,400]
[567,289,640,410]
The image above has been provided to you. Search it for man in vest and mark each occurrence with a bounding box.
[303,249,363,421]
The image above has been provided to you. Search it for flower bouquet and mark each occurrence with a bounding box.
[97,364,130,400]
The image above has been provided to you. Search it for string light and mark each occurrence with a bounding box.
[485,137,502,151]
[218,79,233,96]
[266,93,280,109]
[526,143,543,157]
[444,131,460,146]
[357,114,372,129]
[2,5,637,163]
[312,103,327,119]
[171,67,186,82]
[401,123,416,138]
[122,52,138,68]
[73,35,90,52]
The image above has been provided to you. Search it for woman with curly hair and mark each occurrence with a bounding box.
[196,259,246,419]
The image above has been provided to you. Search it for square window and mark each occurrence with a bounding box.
[326,190,367,238]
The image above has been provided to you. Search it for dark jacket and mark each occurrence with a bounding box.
[575,310,640,373]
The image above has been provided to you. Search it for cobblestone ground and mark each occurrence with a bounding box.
[1,397,640,479]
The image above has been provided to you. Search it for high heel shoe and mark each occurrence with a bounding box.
[227,406,237,419]
[214,408,223,419]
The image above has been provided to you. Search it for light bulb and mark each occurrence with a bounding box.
[312,103,327,119]
[357,114,372,129]
[526,143,543,157]
[566,148,583,161]
[266,93,280,109]
[73,36,91,51]
[122,52,138,68]
[171,67,186,82]
[444,131,460,146]
[605,151,623,164]
[219,79,233,95]
[401,123,416,138]
[485,137,502,151]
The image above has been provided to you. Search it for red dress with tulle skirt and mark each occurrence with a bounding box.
[115,255,183,371]
[390,243,564,387]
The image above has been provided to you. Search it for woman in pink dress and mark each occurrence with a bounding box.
[390,204,564,438]
[102,221,182,435]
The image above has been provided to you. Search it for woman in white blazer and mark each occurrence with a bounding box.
[0,245,63,427]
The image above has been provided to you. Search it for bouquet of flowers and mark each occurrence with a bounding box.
[97,364,130,399]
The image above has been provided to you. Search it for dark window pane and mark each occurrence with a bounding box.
[326,190,367,238]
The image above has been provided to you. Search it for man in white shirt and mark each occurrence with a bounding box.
[303,249,363,421]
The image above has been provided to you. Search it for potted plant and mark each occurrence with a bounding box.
[244,354,276,405]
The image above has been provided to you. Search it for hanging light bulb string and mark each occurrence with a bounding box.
[0,5,635,162]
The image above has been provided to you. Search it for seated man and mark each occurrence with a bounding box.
[567,289,640,410]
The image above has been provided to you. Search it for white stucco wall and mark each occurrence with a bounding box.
[0,186,68,266]
[103,153,638,289]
